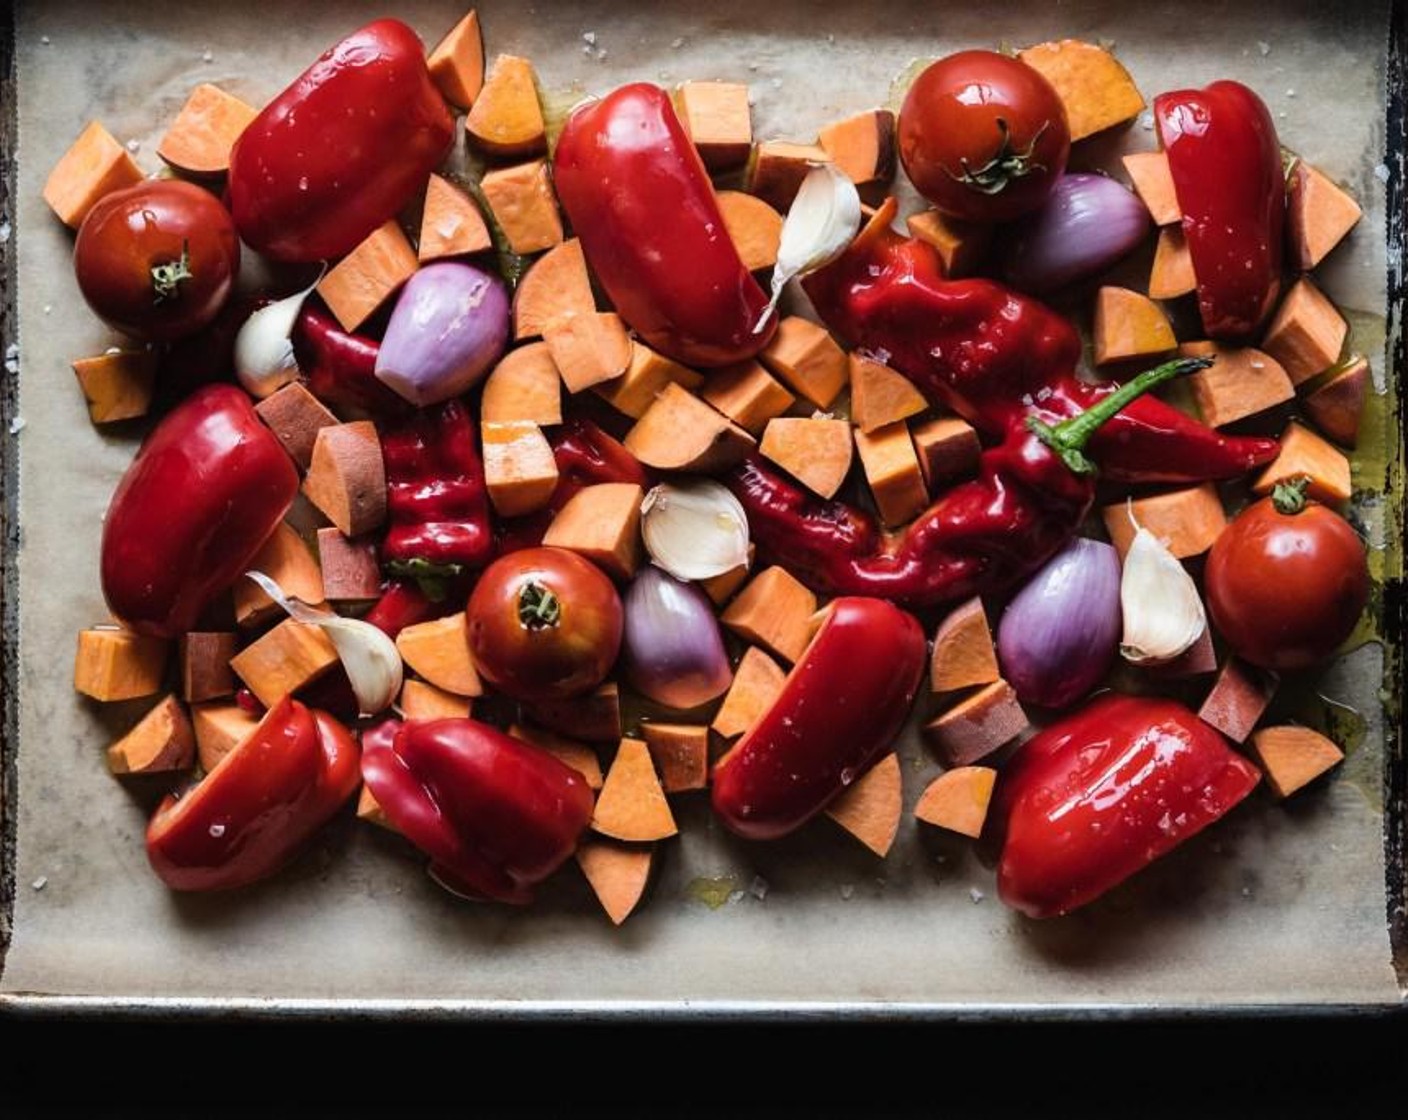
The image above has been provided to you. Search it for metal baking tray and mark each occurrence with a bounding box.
[1,0,1404,1019]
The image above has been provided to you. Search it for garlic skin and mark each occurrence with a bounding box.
[245,569,403,716]
[234,274,322,399]
[640,479,751,581]
[1119,527,1207,665]
[754,162,861,333]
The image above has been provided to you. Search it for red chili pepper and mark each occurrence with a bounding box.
[146,698,361,891]
[552,83,776,367]
[711,598,927,840]
[363,579,449,640]
[360,718,594,904]
[1155,81,1284,341]
[228,19,454,263]
[725,204,1279,609]
[101,384,299,637]
[292,305,413,420]
[993,693,1262,918]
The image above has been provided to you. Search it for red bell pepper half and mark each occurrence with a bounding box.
[711,597,927,840]
[994,693,1262,918]
[146,698,361,891]
[1155,80,1285,341]
[292,305,413,420]
[360,718,595,904]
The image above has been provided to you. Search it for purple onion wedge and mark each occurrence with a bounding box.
[623,565,733,710]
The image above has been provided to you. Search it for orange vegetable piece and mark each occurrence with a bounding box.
[721,566,818,665]
[74,628,168,702]
[1101,484,1227,560]
[317,220,418,332]
[418,173,492,263]
[396,614,483,698]
[1149,225,1196,300]
[711,646,785,739]
[759,316,849,408]
[1287,160,1362,271]
[595,340,705,420]
[912,416,981,493]
[914,766,997,838]
[523,682,622,744]
[512,238,595,340]
[317,529,382,604]
[542,482,645,581]
[479,160,564,257]
[43,121,143,228]
[399,679,473,721]
[849,353,926,433]
[156,83,257,177]
[543,311,632,394]
[854,421,928,528]
[640,723,709,794]
[254,382,339,471]
[624,382,756,473]
[930,598,999,694]
[482,420,559,516]
[357,785,394,830]
[179,632,238,703]
[747,141,831,211]
[510,723,604,789]
[1093,286,1176,365]
[592,738,678,842]
[233,522,325,628]
[575,839,654,925]
[1016,39,1145,141]
[481,342,562,426]
[464,54,545,157]
[191,701,259,773]
[230,620,338,708]
[426,9,486,110]
[1247,725,1343,799]
[1198,658,1277,744]
[1303,355,1370,449]
[674,81,753,170]
[699,544,755,607]
[1261,277,1348,386]
[717,191,784,272]
[923,679,1029,768]
[303,421,387,537]
[824,753,902,857]
[1251,421,1352,505]
[905,210,990,278]
[817,109,896,188]
[1122,150,1181,226]
[1179,341,1295,429]
[699,359,795,436]
[760,417,853,499]
[107,695,195,776]
[71,350,157,424]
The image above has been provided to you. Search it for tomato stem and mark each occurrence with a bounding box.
[1271,476,1311,515]
[518,581,562,630]
[947,117,1051,196]
[151,240,193,304]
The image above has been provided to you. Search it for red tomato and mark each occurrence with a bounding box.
[1205,483,1369,671]
[466,547,623,701]
[898,50,1070,223]
[73,180,239,342]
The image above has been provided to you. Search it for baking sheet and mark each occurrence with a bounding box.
[1,0,1402,1013]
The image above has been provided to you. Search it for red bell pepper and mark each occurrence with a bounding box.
[711,597,927,840]
[101,384,299,637]
[292,305,413,419]
[228,19,454,263]
[1155,81,1284,341]
[360,718,595,904]
[146,698,361,891]
[552,83,775,367]
[994,693,1262,918]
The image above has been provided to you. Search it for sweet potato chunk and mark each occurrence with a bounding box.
[905,210,990,278]
[1198,658,1277,744]
[510,723,604,789]
[304,421,387,537]
[230,620,338,708]
[699,360,795,435]
[512,238,595,341]
[930,598,999,694]
[817,109,896,188]
[523,682,621,743]
[912,416,981,493]
[640,723,709,794]
[481,342,562,425]
[914,766,997,838]
[675,81,752,170]
[418,173,492,262]
[593,738,678,842]
[699,544,754,607]
[1122,150,1181,226]
[542,482,645,580]
[595,340,705,420]
[624,383,756,473]
[543,311,632,393]
[482,420,559,516]
[1261,277,1348,386]
[759,316,848,408]
[717,190,784,272]
[1287,160,1362,271]
[397,679,472,721]
[825,753,902,857]
[397,615,482,698]
[317,221,418,332]
[157,83,257,177]
[1149,225,1196,300]
[711,646,785,739]
[1178,341,1295,429]
[1247,725,1343,799]
[855,422,928,528]
[480,159,563,255]
[576,840,653,926]
[255,382,339,471]
[849,353,926,433]
[180,632,238,703]
[71,350,157,424]
[1251,421,1352,505]
[234,522,325,628]
[923,680,1029,768]
[1303,356,1369,448]
[317,529,382,604]
[74,628,168,702]
[722,567,818,664]
[426,9,486,110]
[107,695,195,775]
[747,141,831,211]
[1093,287,1176,366]
[1016,39,1145,141]
[1101,484,1227,560]
[464,54,545,156]
[760,417,853,499]
[43,120,143,228]
[191,701,259,772]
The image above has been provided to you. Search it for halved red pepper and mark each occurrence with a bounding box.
[552,83,775,367]
[292,305,413,420]
[360,718,595,904]
[146,697,361,891]
[711,597,926,840]
[1155,80,1285,340]
[228,19,454,263]
[994,693,1262,919]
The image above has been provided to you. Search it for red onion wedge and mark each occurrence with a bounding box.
[623,565,733,710]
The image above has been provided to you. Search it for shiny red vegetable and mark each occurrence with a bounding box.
[994,693,1261,918]
[228,19,454,262]
[292,305,413,419]
[101,384,298,638]
[552,82,775,367]
[711,597,926,840]
[360,718,595,904]
[146,698,361,891]
[1154,81,1284,340]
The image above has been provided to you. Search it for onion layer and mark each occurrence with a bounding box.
[622,566,733,710]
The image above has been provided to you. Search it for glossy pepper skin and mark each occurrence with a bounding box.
[711,597,926,840]
[725,202,1279,609]
[994,693,1261,918]
[360,718,595,904]
[228,20,454,263]
[552,83,776,367]
[1155,81,1284,340]
[101,384,299,637]
[292,305,413,419]
[146,698,361,891]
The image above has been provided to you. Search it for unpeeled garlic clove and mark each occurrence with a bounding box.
[639,479,751,582]
[234,270,323,399]
[1118,526,1207,665]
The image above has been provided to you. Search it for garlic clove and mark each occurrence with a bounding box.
[754,162,861,333]
[234,270,324,399]
[639,479,751,581]
[1118,527,1207,665]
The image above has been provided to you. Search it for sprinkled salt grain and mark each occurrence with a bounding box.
[209,822,226,838]
[771,77,782,89]
[202,49,214,63]
[0,220,10,243]
[582,31,596,45]
[727,889,745,904]
[1374,163,1391,183]
[40,35,50,45]
[749,875,769,900]
[1286,88,1296,98]
[1257,40,1271,56]
[671,36,685,49]
[839,883,854,900]
[968,887,985,903]
[748,62,760,71]
[32,876,47,890]
[43,304,52,315]
[9,417,26,435]
[1138,110,1154,131]
[126,139,141,153]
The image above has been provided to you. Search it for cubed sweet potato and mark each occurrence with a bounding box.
[624,383,756,473]
[179,632,238,703]
[233,522,325,628]
[905,210,990,278]
[43,120,143,228]
[512,238,594,341]
[711,646,785,739]
[1287,159,1362,271]
[543,311,632,393]
[760,417,853,499]
[849,353,926,433]
[716,190,783,272]
[595,340,705,420]
[398,678,472,721]
[913,766,997,838]
[923,679,1028,768]
[510,723,604,789]
[575,840,653,926]
[426,9,486,110]
[675,81,752,170]
[316,529,382,604]
[542,482,645,580]
[824,753,902,857]
[1101,484,1227,560]
[254,382,339,471]
[912,416,981,493]
[1179,341,1295,429]
[156,83,257,177]
[930,598,999,694]
[747,141,831,211]
[640,723,709,793]
[317,221,418,333]
[480,159,564,255]
[817,109,896,189]
[229,620,338,708]
[191,701,260,772]
[1261,277,1348,385]
[482,420,559,516]
[721,567,818,664]
[418,173,492,262]
[71,350,157,424]
[481,342,563,425]
[1198,658,1277,744]
[396,614,482,698]
[464,54,545,156]
[107,695,195,775]
[1251,421,1352,505]
[1149,225,1196,300]
[303,421,387,537]
[698,359,795,436]
[1122,150,1180,226]
[592,738,678,842]
[1016,39,1145,141]
[759,316,848,408]
[1093,287,1176,366]
[1247,725,1343,799]
[854,421,928,528]
[1303,355,1369,449]
[523,682,621,743]
[74,628,168,702]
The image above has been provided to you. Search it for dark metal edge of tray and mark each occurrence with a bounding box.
[0,1,1404,1018]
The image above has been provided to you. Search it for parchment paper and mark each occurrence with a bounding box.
[3,0,1401,1011]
